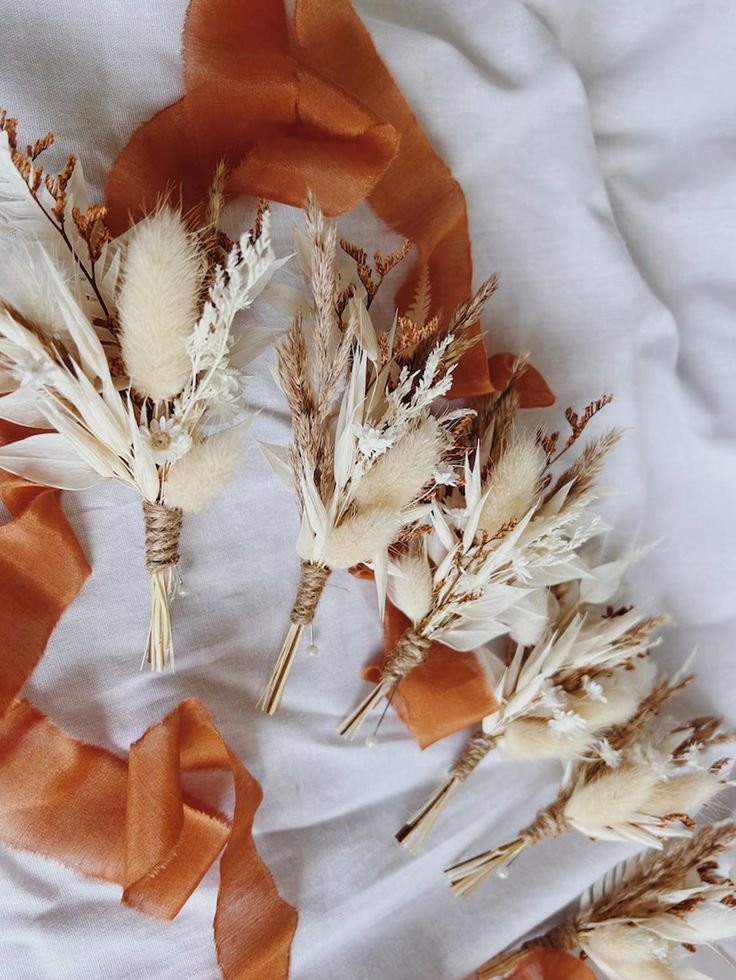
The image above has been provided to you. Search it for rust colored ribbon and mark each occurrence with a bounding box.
[361,604,497,749]
[0,419,296,978]
[507,949,594,980]
[104,0,492,397]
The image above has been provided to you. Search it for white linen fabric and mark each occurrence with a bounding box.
[0,1,735,977]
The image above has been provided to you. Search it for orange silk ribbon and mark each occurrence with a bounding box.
[508,949,594,980]
[0,420,297,978]
[104,0,492,398]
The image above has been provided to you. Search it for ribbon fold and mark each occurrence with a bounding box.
[0,420,297,979]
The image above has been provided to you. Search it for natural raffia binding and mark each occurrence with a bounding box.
[396,730,496,851]
[338,629,432,739]
[257,561,330,714]
[142,501,183,672]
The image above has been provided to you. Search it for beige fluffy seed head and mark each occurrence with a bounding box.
[164,426,245,514]
[353,416,444,513]
[576,659,657,730]
[477,430,546,537]
[118,208,204,401]
[643,770,724,817]
[389,551,433,625]
[565,764,657,831]
[501,717,593,760]
[321,505,403,569]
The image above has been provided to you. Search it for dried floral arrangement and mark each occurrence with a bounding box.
[0,115,287,669]
[398,593,665,851]
[478,819,736,979]
[339,377,628,740]
[447,668,734,895]
[257,194,494,713]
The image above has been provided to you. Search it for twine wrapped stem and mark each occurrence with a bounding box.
[338,628,431,739]
[397,730,497,851]
[447,799,568,896]
[142,501,183,672]
[258,561,331,715]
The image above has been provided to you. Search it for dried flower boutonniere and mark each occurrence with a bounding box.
[477,819,736,979]
[257,194,494,714]
[447,671,734,896]
[0,116,287,669]
[339,381,624,739]
[397,597,664,851]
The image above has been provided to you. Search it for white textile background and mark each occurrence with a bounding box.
[1,1,735,978]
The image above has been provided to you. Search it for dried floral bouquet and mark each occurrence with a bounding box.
[397,593,665,851]
[258,194,494,713]
[339,377,627,739]
[0,115,287,669]
[477,820,736,979]
[447,669,734,895]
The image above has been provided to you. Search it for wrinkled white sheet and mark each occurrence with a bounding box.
[0,1,735,977]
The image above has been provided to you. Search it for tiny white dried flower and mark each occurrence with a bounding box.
[549,708,588,739]
[11,352,59,389]
[354,424,395,459]
[432,462,457,487]
[540,680,566,711]
[681,742,703,768]
[632,738,676,781]
[595,737,622,768]
[141,417,192,464]
[582,674,608,703]
[513,554,533,584]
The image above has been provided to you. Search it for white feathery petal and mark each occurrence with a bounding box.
[321,505,404,570]
[646,903,736,943]
[164,423,248,514]
[0,431,105,490]
[477,430,546,537]
[118,208,204,401]
[582,923,678,980]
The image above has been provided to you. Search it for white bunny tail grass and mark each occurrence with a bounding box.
[165,425,246,513]
[397,731,496,852]
[142,501,183,671]
[477,429,546,538]
[258,561,330,714]
[338,628,432,739]
[352,416,444,512]
[321,506,404,570]
[118,207,204,401]
[446,837,530,897]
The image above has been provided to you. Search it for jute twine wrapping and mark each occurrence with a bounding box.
[451,731,497,782]
[522,799,568,846]
[383,629,433,684]
[290,562,330,625]
[142,501,183,574]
